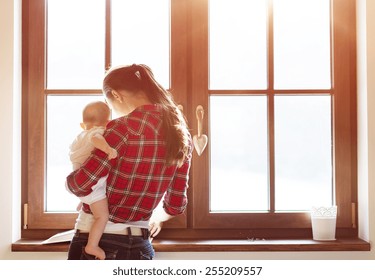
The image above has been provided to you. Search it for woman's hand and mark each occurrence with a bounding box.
[149,221,163,241]
[76,201,83,211]
[149,202,174,241]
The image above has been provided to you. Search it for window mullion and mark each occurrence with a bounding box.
[105,0,111,70]
[267,0,275,213]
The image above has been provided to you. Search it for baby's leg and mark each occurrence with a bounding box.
[84,198,109,260]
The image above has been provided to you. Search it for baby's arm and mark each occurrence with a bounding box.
[90,133,117,160]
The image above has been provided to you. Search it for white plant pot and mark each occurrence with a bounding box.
[311,206,337,241]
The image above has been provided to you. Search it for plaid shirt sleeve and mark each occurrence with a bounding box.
[66,147,114,198]
[162,143,192,216]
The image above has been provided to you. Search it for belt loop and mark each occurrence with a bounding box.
[127,227,134,245]
[141,228,149,240]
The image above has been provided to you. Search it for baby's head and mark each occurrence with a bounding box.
[81,101,111,130]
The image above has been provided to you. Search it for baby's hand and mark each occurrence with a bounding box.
[107,148,118,160]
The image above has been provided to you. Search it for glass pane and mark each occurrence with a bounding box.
[46,95,105,212]
[274,95,332,211]
[209,0,268,90]
[274,0,331,89]
[210,95,268,212]
[47,0,105,89]
[111,0,170,88]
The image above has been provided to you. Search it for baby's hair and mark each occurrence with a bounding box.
[82,101,111,127]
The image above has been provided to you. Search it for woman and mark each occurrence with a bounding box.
[66,64,192,260]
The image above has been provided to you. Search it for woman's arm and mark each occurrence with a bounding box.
[66,124,119,198]
[150,144,193,239]
[163,148,192,216]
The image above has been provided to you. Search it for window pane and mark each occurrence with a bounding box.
[111,0,170,88]
[210,96,268,212]
[47,0,105,89]
[209,0,267,90]
[46,95,104,212]
[274,95,332,211]
[274,0,331,89]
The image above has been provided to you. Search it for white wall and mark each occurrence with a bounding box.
[0,0,16,259]
[0,0,374,260]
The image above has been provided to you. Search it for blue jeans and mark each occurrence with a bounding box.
[67,231,155,260]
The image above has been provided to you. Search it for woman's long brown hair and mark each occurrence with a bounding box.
[103,64,190,167]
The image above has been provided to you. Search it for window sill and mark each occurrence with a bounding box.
[12,238,370,252]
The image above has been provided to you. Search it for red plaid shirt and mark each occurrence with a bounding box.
[66,104,192,223]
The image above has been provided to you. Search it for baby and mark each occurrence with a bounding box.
[68,101,117,260]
